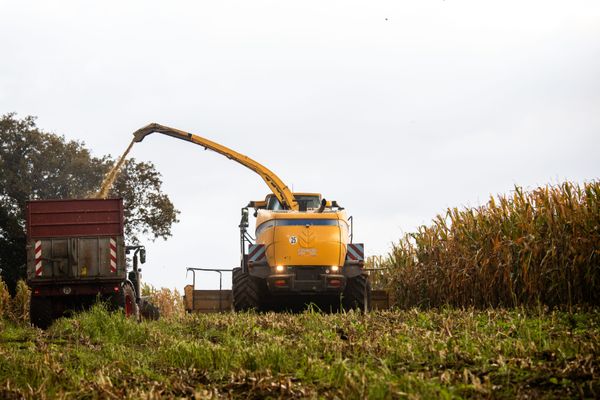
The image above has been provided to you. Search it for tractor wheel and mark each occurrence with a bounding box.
[139,298,160,321]
[232,267,265,311]
[109,285,139,319]
[342,274,371,312]
[30,295,54,329]
[123,285,139,319]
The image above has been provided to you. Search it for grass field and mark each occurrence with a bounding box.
[1,306,598,399]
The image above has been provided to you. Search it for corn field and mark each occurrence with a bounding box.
[364,256,391,290]
[386,181,600,308]
[141,283,186,319]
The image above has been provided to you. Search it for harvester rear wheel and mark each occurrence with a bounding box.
[30,295,54,329]
[232,267,265,311]
[343,274,371,311]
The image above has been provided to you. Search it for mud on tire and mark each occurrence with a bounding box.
[232,267,266,311]
[342,274,371,311]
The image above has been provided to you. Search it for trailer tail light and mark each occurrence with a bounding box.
[328,279,342,288]
[274,279,287,287]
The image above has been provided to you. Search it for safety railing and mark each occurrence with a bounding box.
[186,267,234,312]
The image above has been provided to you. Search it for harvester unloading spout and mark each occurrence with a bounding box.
[132,123,298,211]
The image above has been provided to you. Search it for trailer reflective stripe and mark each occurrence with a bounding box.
[110,238,117,273]
[34,241,43,276]
[346,243,364,261]
[248,244,266,263]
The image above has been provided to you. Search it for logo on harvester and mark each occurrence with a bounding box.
[289,236,297,245]
[300,230,315,247]
[298,248,317,256]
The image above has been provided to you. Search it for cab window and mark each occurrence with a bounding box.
[294,195,321,211]
[266,194,321,211]
[266,195,283,210]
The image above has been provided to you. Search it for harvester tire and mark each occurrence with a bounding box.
[232,267,264,311]
[343,274,371,312]
[30,295,54,329]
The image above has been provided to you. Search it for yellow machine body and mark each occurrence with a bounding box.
[255,204,350,269]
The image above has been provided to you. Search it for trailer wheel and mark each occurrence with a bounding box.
[30,295,54,329]
[232,267,264,311]
[342,274,371,312]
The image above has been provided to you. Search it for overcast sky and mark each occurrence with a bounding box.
[1,1,599,291]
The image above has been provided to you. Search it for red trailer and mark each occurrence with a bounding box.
[26,199,145,328]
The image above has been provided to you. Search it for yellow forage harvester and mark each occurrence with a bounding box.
[132,123,370,311]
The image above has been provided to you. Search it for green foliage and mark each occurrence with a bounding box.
[49,303,149,345]
[0,309,598,398]
[111,157,180,243]
[0,113,179,293]
[386,181,600,308]
[141,282,154,297]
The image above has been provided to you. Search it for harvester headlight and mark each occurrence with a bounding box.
[330,265,339,273]
[276,265,285,273]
